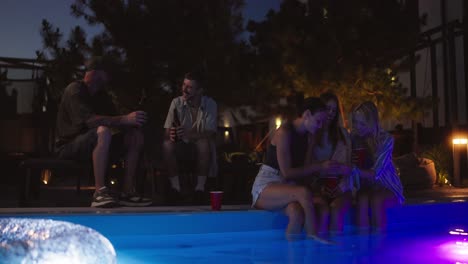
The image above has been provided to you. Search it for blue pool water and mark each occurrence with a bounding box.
[3,202,468,263]
[114,229,468,264]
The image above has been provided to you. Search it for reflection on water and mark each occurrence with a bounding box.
[113,229,468,264]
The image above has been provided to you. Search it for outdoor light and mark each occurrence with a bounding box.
[275,117,282,129]
[452,137,468,186]
[453,138,468,145]
[223,128,231,143]
[41,169,51,185]
[111,164,117,169]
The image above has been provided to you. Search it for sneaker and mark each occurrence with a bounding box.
[119,193,153,207]
[91,189,119,208]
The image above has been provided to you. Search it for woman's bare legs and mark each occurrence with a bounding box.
[284,202,304,235]
[255,184,318,236]
[356,189,370,230]
[329,191,353,233]
[370,189,398,232]
[316,199,330,234]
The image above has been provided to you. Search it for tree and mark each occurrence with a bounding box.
[37,0,251,123]
[247,0,431,124]
[36,20,89,105]
[69,0,249,115]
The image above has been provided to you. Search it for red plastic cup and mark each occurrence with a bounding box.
[323,177,338,189]
[210,191,224,211]
[352,148,366,168]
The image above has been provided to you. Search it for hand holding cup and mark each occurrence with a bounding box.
[122,111,148,127]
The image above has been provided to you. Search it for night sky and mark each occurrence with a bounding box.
[0,0,281,59]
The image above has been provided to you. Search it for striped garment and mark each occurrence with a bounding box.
[372,131,405,204]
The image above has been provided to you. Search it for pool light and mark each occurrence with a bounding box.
[0,218,116,263]
[450,229,468,236]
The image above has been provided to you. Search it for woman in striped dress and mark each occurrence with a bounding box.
[351,101,404,232]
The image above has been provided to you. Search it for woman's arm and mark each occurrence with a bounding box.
[276,127,339,180]
[358,133,394,180]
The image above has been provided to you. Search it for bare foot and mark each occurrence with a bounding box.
[306,234,336,245]
[285,233,305,241]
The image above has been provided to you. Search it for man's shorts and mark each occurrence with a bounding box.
[56,128,125,162]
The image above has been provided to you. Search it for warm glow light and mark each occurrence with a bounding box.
[111,164,117,169]
[224,131,229,137]
[110,180,115,185]
[275,117,282,129]
[453,138,468,145]
[41,170,52,185]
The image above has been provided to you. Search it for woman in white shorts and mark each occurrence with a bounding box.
[251,97,349,239]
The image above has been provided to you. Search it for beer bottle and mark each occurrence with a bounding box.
[172,108,180,142]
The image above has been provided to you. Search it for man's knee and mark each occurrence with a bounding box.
[125,128,144,150]
[195,138,211,156]
[96,126,112,144]
[162,139,176,154]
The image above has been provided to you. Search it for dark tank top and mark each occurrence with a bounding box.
[264,123,308,170]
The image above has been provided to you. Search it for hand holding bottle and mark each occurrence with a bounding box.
[170,108,183,142]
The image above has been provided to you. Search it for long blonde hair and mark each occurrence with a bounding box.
[352,101,382,159]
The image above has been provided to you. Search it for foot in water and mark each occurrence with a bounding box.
[286,233,306,241]
[306,234,336,245]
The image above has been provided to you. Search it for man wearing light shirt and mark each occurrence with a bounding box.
[163,71,217,198]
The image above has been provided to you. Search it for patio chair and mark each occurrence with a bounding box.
[19,158,91,206]
[17,116,92,206]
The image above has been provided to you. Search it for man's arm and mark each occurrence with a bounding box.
[86,111,147,128]
[86,115,123,128]
[66,88,143,129]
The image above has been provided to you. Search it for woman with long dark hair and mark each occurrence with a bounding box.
[308,92,353,234]
[251,97,347,239]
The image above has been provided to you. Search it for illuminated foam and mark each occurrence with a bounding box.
[0,218,116,264]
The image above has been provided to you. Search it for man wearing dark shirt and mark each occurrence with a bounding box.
[55,57,151,207]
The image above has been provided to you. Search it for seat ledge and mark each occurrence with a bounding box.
[20,158,90,169]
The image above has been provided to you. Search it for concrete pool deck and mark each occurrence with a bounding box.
[2,183,468,212]
[2,185,468,215]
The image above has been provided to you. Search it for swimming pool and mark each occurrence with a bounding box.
[2,202,468,263]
